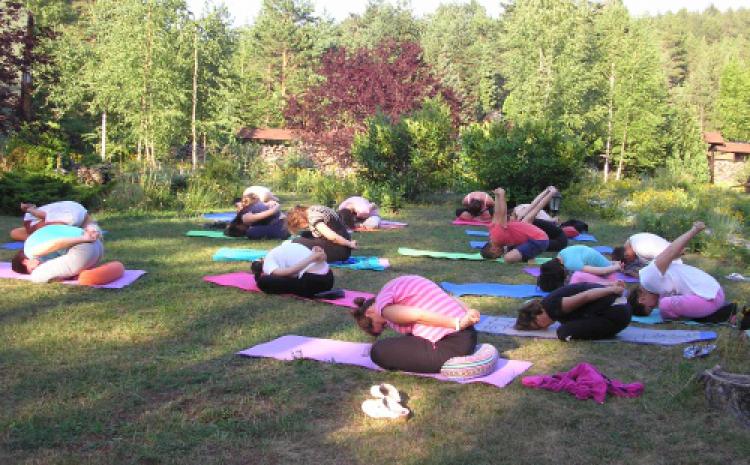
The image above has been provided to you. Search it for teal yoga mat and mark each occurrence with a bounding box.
[398,247,552,265]
[186,230,239,239]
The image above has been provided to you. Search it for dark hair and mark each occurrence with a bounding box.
[537,258,566,292]
[11,251,30,274]
[515,299,545,330]
[480,242,503,260]
[466,198,484,217]
[250,260,264,276]
[627,286,649,316]
[337,208,357,229]
[611,246,625,262]
[350,296,381,336]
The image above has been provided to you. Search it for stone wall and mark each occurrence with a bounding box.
[256,142,354,175]
[713,158,746,185]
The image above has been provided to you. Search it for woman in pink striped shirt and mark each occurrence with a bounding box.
[351,275,480,373]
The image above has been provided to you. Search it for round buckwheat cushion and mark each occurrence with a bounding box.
[440,343,499,380]
[78,261,125,285]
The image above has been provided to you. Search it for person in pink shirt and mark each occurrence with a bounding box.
[337,196,381,229]
[456,191,494,222]
[480,186,558,263]
[350,275,480,373]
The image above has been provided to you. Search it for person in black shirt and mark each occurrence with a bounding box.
[514,282,631,341]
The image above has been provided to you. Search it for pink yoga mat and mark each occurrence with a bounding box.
[0,262,146,289]
[203,272,375,308]
[238,335,532,388]
[452,218,491,226]
[522,266,638,283]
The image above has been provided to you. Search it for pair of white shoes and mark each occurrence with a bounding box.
[361,383,410,420]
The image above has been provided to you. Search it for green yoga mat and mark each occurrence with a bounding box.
[398,247,552,265]
[185,230,240,239]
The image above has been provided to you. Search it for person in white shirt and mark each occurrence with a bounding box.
[613,232,681,276]
[242,185,278,203]
[11,200,95,241]
[627,222,726,320]
[250,242,334,297]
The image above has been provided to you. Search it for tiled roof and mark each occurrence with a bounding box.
[717,142,750,154]
[704,131,724,145]
[236,127,298,141]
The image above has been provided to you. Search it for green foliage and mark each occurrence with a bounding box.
[458,121,585,204]
[716,59,750,141]
[352,99,458,200]
[0,171,103,214]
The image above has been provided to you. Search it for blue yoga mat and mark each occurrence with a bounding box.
[212,248,389,271]
[203,212,235,222]
[441,282,548,298]
[1,242,23,250]
[469,241,487,249]
[592,245,613,254]
[465,230,490,237]
[572,233,597,242]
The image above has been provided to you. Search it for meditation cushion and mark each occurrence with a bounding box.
[78,261,125,285]
[562,226,579,238]
[440,343,499,380]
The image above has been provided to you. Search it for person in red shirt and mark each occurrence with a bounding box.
[480,186,558,263]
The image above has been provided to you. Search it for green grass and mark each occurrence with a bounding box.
[1,197,749,465]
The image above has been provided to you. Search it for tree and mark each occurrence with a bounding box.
[285,40,460,163]
[716,59,750,141]
[664,88,709,182]
[337,0,420,50]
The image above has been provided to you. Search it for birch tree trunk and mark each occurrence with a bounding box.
[603,63,615,182]
[101,111,107,161]
[616,123,628,180]
[191,22,198,171]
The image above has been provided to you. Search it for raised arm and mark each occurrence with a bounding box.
[241,202,280,224]
[519,186,556,224]
[581,262,623,276]
[381,305,480,330]
[21,203,46,220]
[314,222,358,249]
[560,284,624,313]
[491,187,508,227]
[28,231,98,258]
[654,221,705,274]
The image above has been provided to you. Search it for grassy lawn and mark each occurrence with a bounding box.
[1,197,749,465]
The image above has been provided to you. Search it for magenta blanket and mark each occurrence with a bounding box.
[522,362,644,403]
[452,218,491,226]
[203,272,375,308]
[522,266,638,283]
[0,262,146,289]
[238,335,532,388]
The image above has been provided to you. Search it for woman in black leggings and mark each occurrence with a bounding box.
[350,275,481,373]
[514,282,631,341]
[532,219,567,252]
[251,243,334,298]
[287,205,356,263]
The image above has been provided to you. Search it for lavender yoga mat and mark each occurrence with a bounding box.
[203,272,374,308]
[0,262,146,289]
[523,266,638,283]
[354,220,408,231]
[1,241,23,250]
[238,335,532,388]
[475,315,716,345]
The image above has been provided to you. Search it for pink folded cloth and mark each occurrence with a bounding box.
[522,362,643,404]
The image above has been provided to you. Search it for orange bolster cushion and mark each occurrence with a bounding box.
[562,226,579,238]
[78,261,125,285]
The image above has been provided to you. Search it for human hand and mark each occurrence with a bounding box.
[609,282,625,296]
[348,240,358,249]
[692,221,706,232]
[83,227,100,242]
[493,187,505,196]
[311,246,326,262]
[612,261,624,272]
[459,308,481,329]
[20,202,35,212]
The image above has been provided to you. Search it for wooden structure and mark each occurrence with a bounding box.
[236,127,298,144]
[704,131,750,185]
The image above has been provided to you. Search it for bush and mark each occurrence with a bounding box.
[458,121,586,204]
[0,171,103,214]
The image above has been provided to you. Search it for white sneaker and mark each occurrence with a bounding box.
[361,397,409,419]
[369,383,401,403]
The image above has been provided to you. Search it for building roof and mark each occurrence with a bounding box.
[717,142,750,154]
[704,131,725,145]
[236,127,298,141]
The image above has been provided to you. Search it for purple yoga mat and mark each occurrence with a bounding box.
[0,262,146,288]
[523,266,638,283]
[203,272,375,308]
[238,335,532,388]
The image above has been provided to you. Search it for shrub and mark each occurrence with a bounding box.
[0,171,103,214]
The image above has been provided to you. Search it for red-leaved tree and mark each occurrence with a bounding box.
[284,40,460,164]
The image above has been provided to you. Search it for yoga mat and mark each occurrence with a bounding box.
[452,219,491,226]
[0,262,146,289]
[441,282,548,298]
[354,220,408,231]
[475,315,716,345]
[186,230,240,239]
[630,309,708,326]
[203,272,374,308]
[1,241,23,250]
[203,212,235,222]
[572,233,597,242]
[465,230,490,237]
[212,248,390,271]
[238,335,532,388]
[523,267,638,283]
[593,245,614,254]
[470,241,487,249]
[398,247,552,265]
